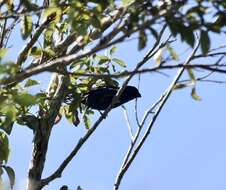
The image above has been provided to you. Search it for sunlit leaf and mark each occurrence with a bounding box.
[0,48,8,60]
[24,79,40,87]
[153,48,164,65]
[21,15,33,40]
[97,55,110,64]
[191,87,201,101]
[4,105,17,121]
[187,69,196,82]
[83,114,91,129]
[112,58,126,67]
[30,47,43,57]
[167,45,179,61]
[109,46,117,55]
[15,93,37,107]
[173,82,193,90]
[122,0,135,6]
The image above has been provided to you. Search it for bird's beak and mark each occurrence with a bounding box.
[137,93,141,98]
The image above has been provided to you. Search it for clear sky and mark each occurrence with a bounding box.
[4,19,226,190]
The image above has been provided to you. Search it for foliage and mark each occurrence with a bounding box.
[0,0,226,189]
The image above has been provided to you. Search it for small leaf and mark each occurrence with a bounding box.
[112,58,126,67]
[138,30,147,50]
[167,44,179,61]
[173,82,193,90]
[0,48,8,60]
[0,117,14,135]
[15,93,37,107]
[180,26,195,47]
[21,15,33,40]
[191,87,201,101]
[30,47,43,57]
[44,46,56,57]
[109,46,117,55]
[122,0,135,6]
[43,7,61,22]
[1,105,17,121]
[97,55,110,64]
[0,131,10,163]
[83,114,91,129]
[24,79,40,87]
[153,48,164,65]
[200,30,210,54]
[2,166,15,189]
[187,68,196,82]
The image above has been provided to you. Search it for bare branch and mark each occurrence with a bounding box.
[0,15,162,86]
[16,18,53,66]
[64,63,226,78]
[0,18,7,48]
[122,105,134,142]
[113,37,200,190]
[39,25,167,187]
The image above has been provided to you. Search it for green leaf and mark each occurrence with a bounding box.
[180,27,195,47]
[30,47,43,57]
[24,79,40,87]
[0,48,8,60]
[2,166,15,189]
[97,55,110,64]
[200,30,210,54]
[187,68,196,82]
[63,105,73,124]
[138,30,147,50]
[153,48,164,65]
[112,58,126,67]
[0,116,14,135]
[15,93,37,107]
[122,0,135,6]
[1,104,17,121]
[109,46,117,55]
[44,46,56,57]
[21,15,33,40]
[43,7,61,22]
[6,105,17,121]
[173,83,190,90]
[191,87,201,101]
[0,131,10,163]
[83,114,91,129]
[167,45,179,61]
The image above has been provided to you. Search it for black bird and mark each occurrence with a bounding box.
[82,86,141,110]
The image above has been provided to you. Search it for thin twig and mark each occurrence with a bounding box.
[0,18,7,48]
[113,37,200,190]
[39,25,167,187]
[122,105,134,142]
[16,18,52,66]
[0,16,162,86]
[135,74,141,126]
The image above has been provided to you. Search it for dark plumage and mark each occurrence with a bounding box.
[82,86,141,110]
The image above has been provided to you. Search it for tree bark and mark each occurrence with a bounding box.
[26,74,69,190]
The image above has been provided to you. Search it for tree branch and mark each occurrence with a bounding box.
[16,18,53,66]
[0,16,160,86]
[39,24,168,188]
[113,37,200,190]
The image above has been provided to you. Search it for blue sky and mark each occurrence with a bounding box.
[3,17,226,190]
